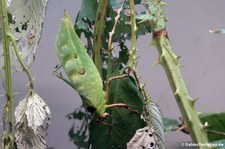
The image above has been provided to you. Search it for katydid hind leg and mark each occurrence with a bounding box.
[105,73,129,100]
[105,67,135,99]
[106,103,139,114]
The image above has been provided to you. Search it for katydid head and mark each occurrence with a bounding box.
[87,106,109,118]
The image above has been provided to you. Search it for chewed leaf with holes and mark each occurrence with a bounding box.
[15,92,51,149]
[0,0,48,78]
[127,126,156,149]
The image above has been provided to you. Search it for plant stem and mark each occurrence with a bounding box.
[8,34,34,90]
[0,0,14,148]
[93,0,108,78]
[128,0,153,125]
[127,0,138,70]
[107,0,125,80]
[151,29,210,148]
[143,1,210,147]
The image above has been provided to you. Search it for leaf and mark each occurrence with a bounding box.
[103,0,152,44]
[15,92,51,149]
[78,0,97,22]
[127,126,157,149]
[209,29,225,34]
[148,102,165,149]
[75,0,97,36]
[25,93,51,133]
[15,127,47,149]
[89,75,145,149]
[119,41,129,64]
[200,112,225,142]
[0,0,48,78]
[163,117,180,132]
[143,0,167,31]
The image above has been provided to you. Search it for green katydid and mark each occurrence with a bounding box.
[54,12,138,118]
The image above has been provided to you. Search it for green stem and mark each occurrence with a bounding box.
[0,0,14,148]
[128,0,153,125]
[8,34,34,90]
[93,0,108,78]
[152,29,210,148]
[127,0,137,70]
[143,0,210,147]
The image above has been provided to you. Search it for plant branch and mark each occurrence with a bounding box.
[207,130,225,137]
[143,1,210,147]
[127,0,138,70]
[107,0,125,80]
[0,0,14,148]
[152,27,210,148]
[128,0,153,125]
[93,0,108,78]
[8,34,34,90]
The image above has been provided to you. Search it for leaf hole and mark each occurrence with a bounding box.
[150,142,154,147]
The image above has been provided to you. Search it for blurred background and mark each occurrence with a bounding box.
[1,0,225,148]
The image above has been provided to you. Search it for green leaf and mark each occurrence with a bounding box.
[200,112,225,142]
[75,0,97,36]
[89,75,145,149]
[163,117,180,132]
[210,139,225,149]
[104,1,152,44]
[79,0,97,22]
[109,76,145,148]
[119,41,129,64]
[148,102,165,148]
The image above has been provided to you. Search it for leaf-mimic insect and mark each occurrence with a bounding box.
[55,12,138,118]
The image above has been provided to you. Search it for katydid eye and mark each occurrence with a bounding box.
[87,106,97,113]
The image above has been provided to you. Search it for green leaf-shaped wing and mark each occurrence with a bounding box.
[55,12,106,115]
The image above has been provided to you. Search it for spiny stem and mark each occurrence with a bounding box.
[128,0,152,125]
[143,0,210,147]
[107,0,125,80]
[132,70,152,125]
[8,34,34,89]
[0,0,14,148]
[93,0,108,78]
[152,29,210,148]
[127,0,138,70]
